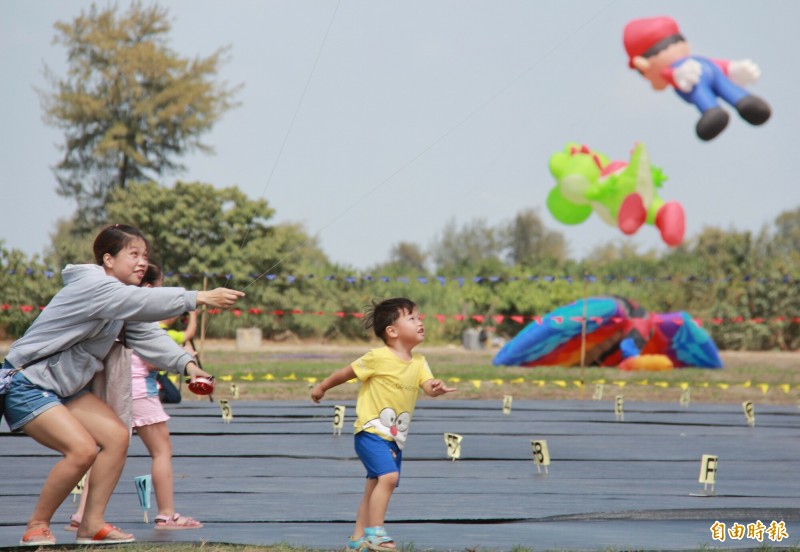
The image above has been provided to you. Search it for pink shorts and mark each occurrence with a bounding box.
[132,396,170,428]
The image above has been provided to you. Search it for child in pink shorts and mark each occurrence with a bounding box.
[69,263,204,531]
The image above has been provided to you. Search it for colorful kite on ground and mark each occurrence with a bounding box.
[492,296,722,369]
[546,142,685,246]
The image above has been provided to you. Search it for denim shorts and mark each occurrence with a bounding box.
[355,431,402,481]
[2,360,89,432]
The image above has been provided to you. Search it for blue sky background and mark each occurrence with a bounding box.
[1,0,797,270]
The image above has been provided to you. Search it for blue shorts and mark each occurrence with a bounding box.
[355,431,402,481]
[2,360,89,432]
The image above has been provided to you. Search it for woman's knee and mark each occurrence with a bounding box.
[100,422,131,454]
[66,440,99,470]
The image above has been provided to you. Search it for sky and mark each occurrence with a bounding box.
[1,0,798,271]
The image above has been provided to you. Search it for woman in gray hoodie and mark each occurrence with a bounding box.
[2,224,244,546]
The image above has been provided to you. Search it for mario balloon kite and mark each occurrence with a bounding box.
[546,142,685,247]
[623,16,771,141]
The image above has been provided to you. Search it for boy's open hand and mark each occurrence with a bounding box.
[427,379,457,397]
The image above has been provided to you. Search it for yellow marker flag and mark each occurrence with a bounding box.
[510,377,525,384]
[242,373,255,381]
[283,373,297,381]
[332,405,346,436]
[502,395,512,415]
[742,401,755,426]
[679,387,691,408]
[71,473,87,502]
[448,377,461,383]
[532,380,546,387]
[551,380,567,388]
[167,373,180,385]
[757,383,769,394]
[780,384,791,394]
[716,383,729,390]
[698,454,718,492]
[654,381,669,388]
[679,382,690,390]
[262,373,275,381]
[219,399,233,423]
[613,380,626,388]
[444,433,463,460]
[697,382,709,388]
[304,377,318,384]
[530,440,551,473]
[636,379,649,386]
[592,379,606,385]
[491,379,504,386]
[470,379,482,389]
[220,374,234,382]
[741,380,752,388]
[572,380,584,388]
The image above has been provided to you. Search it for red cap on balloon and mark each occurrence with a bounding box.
[623,16,681,68]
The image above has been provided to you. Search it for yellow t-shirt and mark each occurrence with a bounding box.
[352,347,434,449]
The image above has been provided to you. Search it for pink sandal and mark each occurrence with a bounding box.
[64,513,81,532]
[154,512,203,530]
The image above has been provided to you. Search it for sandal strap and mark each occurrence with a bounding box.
[348,536,367,549]
[155,513,185,522]
[25,527,54,538]
[365,526,394,544]
[155,512,201,526]
[92,524,120,540]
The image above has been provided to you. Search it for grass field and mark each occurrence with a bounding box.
[187,340,800,406]
[2,338,797,406]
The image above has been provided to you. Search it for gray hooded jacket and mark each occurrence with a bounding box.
[6,264,197,397]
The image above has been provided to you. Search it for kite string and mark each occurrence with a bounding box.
[237,0,618,291]
[202,0,341,336]
[231,0,342,264]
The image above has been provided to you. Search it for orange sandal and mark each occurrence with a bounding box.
[20,526,56,546]
[75,524,135,545]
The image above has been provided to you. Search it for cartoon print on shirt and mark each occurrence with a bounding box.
[363,407,411,444]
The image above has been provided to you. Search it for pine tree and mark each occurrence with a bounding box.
[39,1,240,228]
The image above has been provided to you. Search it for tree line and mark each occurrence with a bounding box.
[3,181,800,351]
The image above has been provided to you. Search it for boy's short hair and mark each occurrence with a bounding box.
[364,298,417,342]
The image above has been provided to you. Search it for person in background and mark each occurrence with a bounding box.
[67,262,205,532]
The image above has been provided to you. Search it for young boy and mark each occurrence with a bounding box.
[311,298,456,551]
